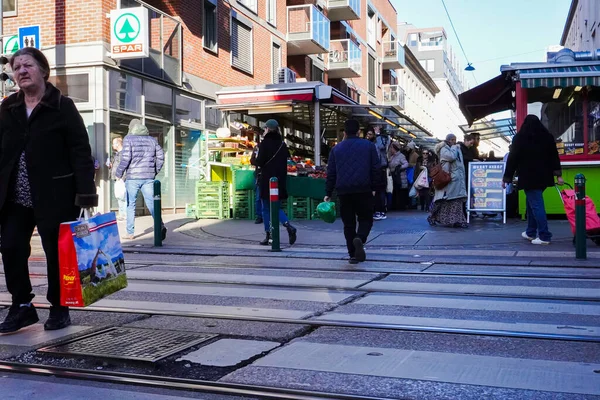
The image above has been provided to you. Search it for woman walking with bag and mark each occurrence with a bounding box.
[0,48,97,333]
[428,134,468,228]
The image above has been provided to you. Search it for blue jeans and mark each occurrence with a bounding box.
[255,185,263,218]
[117,197,127,219]
[261,198,289,233]
[125,179,162,235]
[525,189,552,241]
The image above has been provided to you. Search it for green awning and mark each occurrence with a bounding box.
[519,65,600,88]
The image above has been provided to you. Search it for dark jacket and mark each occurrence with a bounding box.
[326,136,379,197]
[459,142,475,173]
[116,124,164,180]
[110,150,124,181]
[503,128,561,190]
[0,83,97,220]
[256,130,289,200]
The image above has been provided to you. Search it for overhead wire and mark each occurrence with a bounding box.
[440,0,477,85]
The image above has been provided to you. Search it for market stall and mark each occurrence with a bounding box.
[459,49,600,216]
[192,81,436,220]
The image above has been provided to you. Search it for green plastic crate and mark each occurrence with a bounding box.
[287,196,311,220]
[233,189,255,220]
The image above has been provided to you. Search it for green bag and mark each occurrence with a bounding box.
[315,201,336,223]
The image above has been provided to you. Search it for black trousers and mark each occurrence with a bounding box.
[0,202,70,307]
[339,192,374,257]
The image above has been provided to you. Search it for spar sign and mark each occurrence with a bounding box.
[110,7,149,59]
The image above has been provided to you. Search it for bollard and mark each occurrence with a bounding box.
[575,174,586,260]
[153,180,162,247]
[269,177,281,252]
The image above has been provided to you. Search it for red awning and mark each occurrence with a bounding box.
[459,73,514,125]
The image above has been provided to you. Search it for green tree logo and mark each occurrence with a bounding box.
[114,13,141,43]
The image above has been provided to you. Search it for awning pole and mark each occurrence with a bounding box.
[515,81,527,131]
[314,99,321,166]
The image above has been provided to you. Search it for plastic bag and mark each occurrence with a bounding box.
[413,168,429,189]
[409,185,418,198]
[114,179,126,201]
[315,201,336,223]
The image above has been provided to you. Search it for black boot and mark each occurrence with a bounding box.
[284,222,297,245]
[260,232,271,246]
[0,304,39,333]
[44,306,71,331]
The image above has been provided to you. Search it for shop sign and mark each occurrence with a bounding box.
[467,162,506,212]
[556,141,585,156]
[3,35,19,55]
[110,7,149,59]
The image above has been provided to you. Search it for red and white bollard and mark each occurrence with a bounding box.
[269,177,281,252]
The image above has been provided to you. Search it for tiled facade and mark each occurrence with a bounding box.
[561,0,600,52]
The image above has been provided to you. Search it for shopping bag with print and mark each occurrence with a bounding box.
[414,168,429,190]
[409,185,418,198]
[58,212,127,307]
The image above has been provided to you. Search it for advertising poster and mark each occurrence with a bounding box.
[468,162,506,212]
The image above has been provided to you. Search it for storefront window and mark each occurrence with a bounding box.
[588,102,600,155]
[175,128,203,207]
[49,74,89,103]
[175,94,202,125]
[532,97,584,156]
[146,120,173,208]
[109,71,143,114]
[145,81,173,121]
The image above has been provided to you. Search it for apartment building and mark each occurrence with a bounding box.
[398,23,468,140]
[0,0,411,212]
[561,0,600,52]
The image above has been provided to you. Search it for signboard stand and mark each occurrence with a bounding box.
[467,162,507,224]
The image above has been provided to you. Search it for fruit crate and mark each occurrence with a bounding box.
[196,181,229,198]
[196,198,229,219]
[288,196,311,221]
[233,189,255,220]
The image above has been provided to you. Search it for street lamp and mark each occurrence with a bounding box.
[465,63,475,71]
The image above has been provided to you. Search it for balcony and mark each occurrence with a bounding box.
[326,39,362,78]
[287,5,330,55]
[383,85,405,110]
[381,41,405,69]
[327,0,360,21]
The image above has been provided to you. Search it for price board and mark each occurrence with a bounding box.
[467,162,506,223]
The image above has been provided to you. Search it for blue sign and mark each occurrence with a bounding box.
[18,25,41,50]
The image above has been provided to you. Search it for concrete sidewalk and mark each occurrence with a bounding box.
[119,211,600,264]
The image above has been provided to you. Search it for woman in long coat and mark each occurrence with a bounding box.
[0,48,97,333]
[428,134,468,228]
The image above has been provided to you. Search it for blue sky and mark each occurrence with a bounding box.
[392,0,572,88]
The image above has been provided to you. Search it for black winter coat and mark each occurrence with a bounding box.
[256,131,290,200]
[0,83,97,222]
[503,129,561,191]
[326,136,379,197]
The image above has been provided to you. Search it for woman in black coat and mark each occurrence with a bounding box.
[0,48,97,333]
[503,114,563,245]
[255,119,297,246]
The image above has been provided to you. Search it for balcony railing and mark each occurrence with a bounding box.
[326,39,362,78]
[381,40,405,69]
[287,5,330,55]
[383,85,405,110]
[327,0,360,21]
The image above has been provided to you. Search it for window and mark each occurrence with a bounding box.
[204,0,218,52]
[272,43,281,83]
[266,0,276,26]
[175,94,202,125]
[3,0,16,17]
[144,81,173,121]
[367,8,376,48]
[312,64,324,83]
[231,16,253,74]
[426,59,435,72]
[368,54,376,96]
[409,33,418,47]
[109,71,142,114]
[48,74,89,103]
[238,0,257,13]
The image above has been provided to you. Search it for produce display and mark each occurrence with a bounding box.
[287,157,327,178]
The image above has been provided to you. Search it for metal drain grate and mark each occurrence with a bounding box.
[38,328,217,362]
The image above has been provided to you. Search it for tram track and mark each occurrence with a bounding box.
[0,361,394,400]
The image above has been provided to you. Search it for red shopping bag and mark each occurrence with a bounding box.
[560,189,600,234]
[59,212,127,307]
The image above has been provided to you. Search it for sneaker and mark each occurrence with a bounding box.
[0,304,39,333]
[532,238,550,245]
[521,232,535,241]
[373,213,383,221]
[121,234,135,240]
[353,237,366,262]
[348,257,359,265]
[380,213,387,220]
[44,306,71,331]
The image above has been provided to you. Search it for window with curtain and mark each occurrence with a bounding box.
[272,43,281,83]
[231,17,253,74]
[266,0,276,26]
[368,54,376,96]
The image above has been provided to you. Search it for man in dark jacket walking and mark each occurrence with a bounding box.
[255,119,297,246]
[325,119,379,264]
[116,119,166,240]
[503,115,563,245]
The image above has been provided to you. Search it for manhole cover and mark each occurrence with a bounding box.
[38,328,217,362]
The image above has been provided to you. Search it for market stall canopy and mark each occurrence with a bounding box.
[458,72,514,126]
[459,117,515,142]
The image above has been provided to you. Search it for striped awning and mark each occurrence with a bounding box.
[519,65,600,88]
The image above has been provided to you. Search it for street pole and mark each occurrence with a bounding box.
[269,177,281,252]
[153,180,162,247]
[575,174,586,260]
